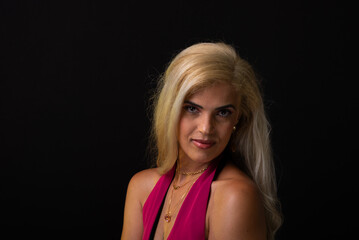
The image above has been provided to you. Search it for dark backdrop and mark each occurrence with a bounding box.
[1,1,356,239]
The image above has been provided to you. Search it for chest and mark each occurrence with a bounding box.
[142,164,219,240]
[153,183,216,240]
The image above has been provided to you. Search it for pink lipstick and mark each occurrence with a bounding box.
[192,139,215,149]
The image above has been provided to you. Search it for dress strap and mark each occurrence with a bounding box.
[142,166,175,240]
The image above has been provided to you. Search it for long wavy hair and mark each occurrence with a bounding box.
[149,42,282,239]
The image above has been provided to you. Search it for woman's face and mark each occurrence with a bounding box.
[178,82,240,165]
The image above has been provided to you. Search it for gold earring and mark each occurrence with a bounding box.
[233,126,236,132]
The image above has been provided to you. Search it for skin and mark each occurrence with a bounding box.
[121,83,267,240]
[177,83,240,171]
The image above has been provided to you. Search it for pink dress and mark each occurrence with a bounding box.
[142,163,217,240]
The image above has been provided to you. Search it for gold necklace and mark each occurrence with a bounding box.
[176,166,208,176]
[164,177,198,223]
[173,177,194,190]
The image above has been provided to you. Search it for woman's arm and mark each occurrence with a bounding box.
[121,173,145,240]
[121,169,161,240]
[208,179,267,240]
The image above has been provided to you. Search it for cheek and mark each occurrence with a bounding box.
[219,124,234,142]
[178,117,193,140]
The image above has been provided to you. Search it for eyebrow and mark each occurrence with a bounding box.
[184,100,236,110]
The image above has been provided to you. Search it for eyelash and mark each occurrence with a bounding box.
[184,105,232,118]
[184,105,199,113]
[217,109,232,118]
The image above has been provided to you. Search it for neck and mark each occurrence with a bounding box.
[177,160,209,174]
[177,154,222,173]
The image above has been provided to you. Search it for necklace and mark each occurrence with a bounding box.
[164,176,198,223]
[173,177,194,190]
[176,166,208,175]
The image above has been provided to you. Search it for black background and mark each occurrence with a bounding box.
[1,1,357,239]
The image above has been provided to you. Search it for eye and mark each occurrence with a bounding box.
[217,109,232,118]
[184,105,199,113]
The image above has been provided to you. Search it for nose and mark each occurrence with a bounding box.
[198,113,214,134]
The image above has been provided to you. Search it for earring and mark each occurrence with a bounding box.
[231,126,236,152]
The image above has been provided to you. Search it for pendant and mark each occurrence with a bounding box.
[173,185,180,190]
[164,214,171,223]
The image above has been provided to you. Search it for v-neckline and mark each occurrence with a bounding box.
[165,163,215,240]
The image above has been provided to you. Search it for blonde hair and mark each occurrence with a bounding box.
[149,42,282,239]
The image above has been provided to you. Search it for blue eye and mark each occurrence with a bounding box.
[217,109,232,117]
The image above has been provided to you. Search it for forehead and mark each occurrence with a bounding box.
[186,83,239,108]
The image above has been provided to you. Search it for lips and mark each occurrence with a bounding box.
[192,139,215,149]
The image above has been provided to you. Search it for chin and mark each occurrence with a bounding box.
[189,151,221,164]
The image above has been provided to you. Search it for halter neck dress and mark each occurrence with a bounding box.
[142,162,218,240]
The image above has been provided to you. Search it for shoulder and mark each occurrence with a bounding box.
[127,168,162,207]
[207,163,266,239]
[211,163,263,217]
[212,162,260,202]
[122,168,162,239]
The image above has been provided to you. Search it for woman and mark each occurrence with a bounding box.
[121,42,282,240]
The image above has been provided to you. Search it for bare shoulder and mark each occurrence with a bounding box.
[129,167,162,189]
[207,162,266,239]
[212,162,260,202]
[122,168,162,239]
[127,167,162,206]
